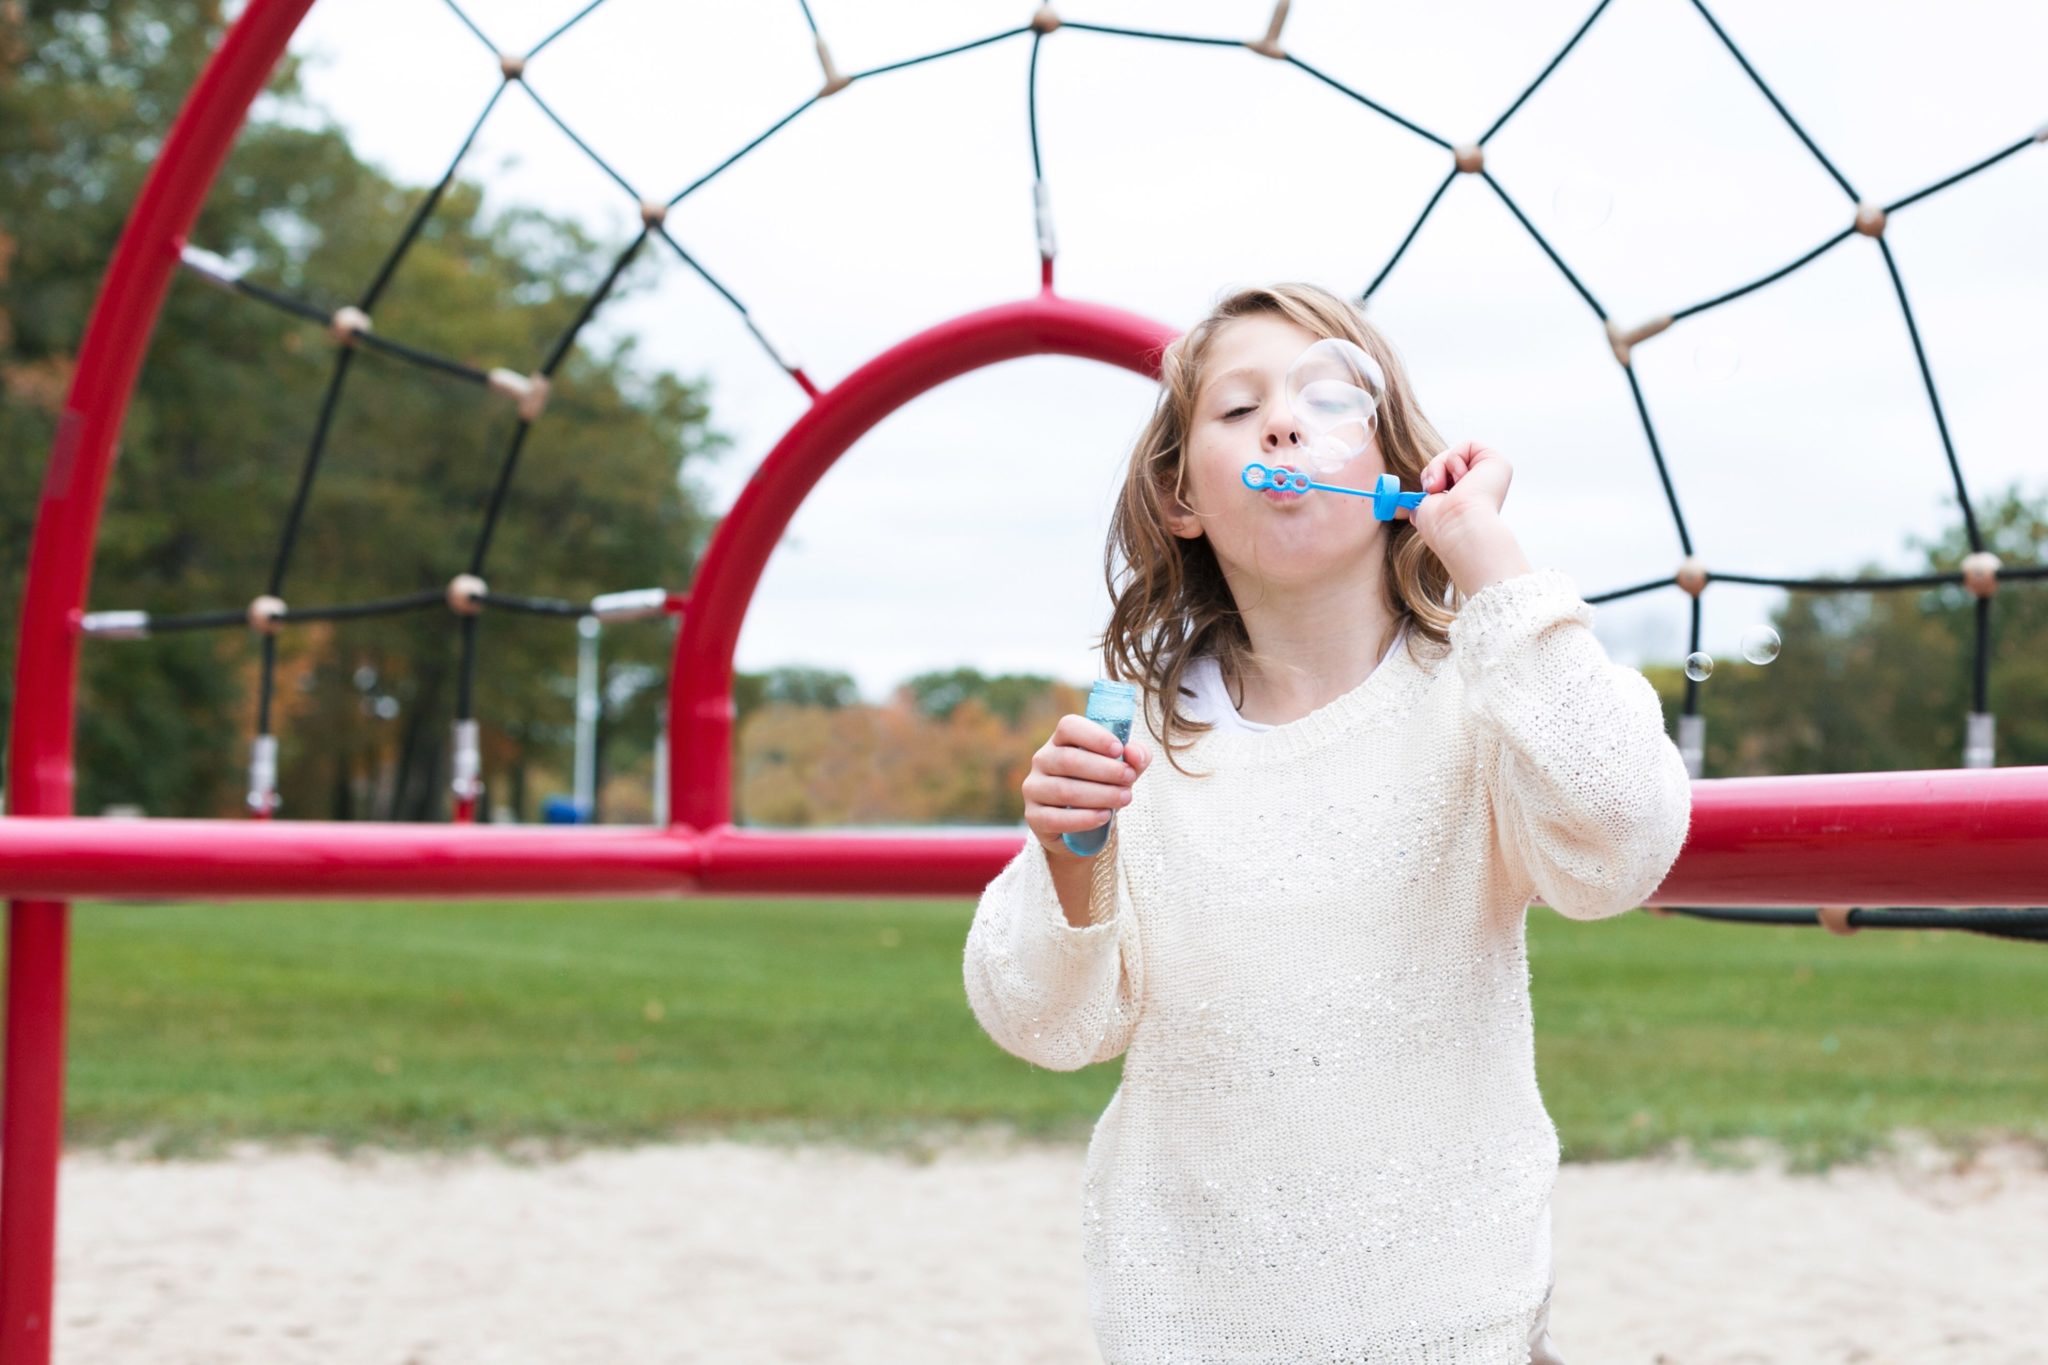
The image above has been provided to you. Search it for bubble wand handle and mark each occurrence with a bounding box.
[1240,464,1428,522]
[1061,680,1138,859]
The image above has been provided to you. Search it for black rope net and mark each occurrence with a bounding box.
[79,0,2047,934]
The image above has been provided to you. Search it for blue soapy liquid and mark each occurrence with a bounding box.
[1062,680,1138,858]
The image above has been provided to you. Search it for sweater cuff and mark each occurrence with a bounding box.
[1447,569,1591,677]
[1012,834,1122,942]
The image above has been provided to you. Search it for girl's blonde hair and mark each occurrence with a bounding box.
[1099,282,1456,772]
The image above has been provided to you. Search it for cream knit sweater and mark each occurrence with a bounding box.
[963,570,1693,1363]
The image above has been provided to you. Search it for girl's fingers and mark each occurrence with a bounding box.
[1028,803,1117,834]
[1038,717,1147,773]
[1040,744,1134,786]
[1052,712,1125,759]
[1025,718,1149,844]
[1418,445,1477,497]
[1023,774,1134,810]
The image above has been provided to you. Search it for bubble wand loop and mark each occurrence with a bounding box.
[1241,464,1429,522]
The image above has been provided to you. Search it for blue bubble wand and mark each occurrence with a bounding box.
[1241,464,1429,522]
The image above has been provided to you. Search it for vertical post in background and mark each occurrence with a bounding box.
[574,615,600,819]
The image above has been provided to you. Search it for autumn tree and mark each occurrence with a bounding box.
[739,674,1084,826]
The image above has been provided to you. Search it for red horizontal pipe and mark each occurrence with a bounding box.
[0,821,1015,900]
[0,821,704,900]
[692,828,1026,897]
[1,767,2043,905]
[1665,765,2048,907]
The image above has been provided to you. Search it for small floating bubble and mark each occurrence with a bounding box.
[1741,624,1781,665]
[1684,652,1715,682]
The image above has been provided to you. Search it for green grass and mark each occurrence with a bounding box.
[18,898,2045,1166]
[1529,910,2047,1167]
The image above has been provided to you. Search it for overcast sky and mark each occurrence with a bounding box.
[244,0,2048,698]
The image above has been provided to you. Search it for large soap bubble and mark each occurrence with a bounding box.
[1286,338,1384,474]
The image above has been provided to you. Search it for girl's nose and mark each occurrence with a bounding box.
[1263,424,1301,452]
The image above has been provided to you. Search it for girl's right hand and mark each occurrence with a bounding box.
[1023,714,1152,857]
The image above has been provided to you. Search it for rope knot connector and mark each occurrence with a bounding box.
[246,595,288,634]
[447,574,489,615]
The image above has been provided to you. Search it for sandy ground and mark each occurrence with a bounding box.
[50,1134,2048,1364]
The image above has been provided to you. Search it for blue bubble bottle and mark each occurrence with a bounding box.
[1062,679,1138,858]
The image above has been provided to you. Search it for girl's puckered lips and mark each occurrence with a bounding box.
[1262,465,1305,503]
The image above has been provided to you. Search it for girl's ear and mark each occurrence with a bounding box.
[1161,467,1203,540]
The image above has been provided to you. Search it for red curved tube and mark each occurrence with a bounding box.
[667,291,1175,830]
[1,2,319,1359]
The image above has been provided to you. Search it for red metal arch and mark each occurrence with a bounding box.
[2,4,319,1359]
[4,1,2047,1362]
[668,292,1173,830]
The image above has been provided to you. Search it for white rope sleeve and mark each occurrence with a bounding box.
[247,733,280,815]
[450,718,483,800]
[590,588,669,621]
[178,243,247,291]
[1033,179,1057,261]
[80,611,151,640]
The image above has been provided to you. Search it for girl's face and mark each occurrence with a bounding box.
[1169,314,1388,590]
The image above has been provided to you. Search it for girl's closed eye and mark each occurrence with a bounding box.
[1222,405,1255,420]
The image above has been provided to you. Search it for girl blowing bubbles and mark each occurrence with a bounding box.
[963,284,1691,1364]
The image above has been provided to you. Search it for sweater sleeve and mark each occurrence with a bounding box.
[962,827,1144,1072]
[1449,568,1693,921]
